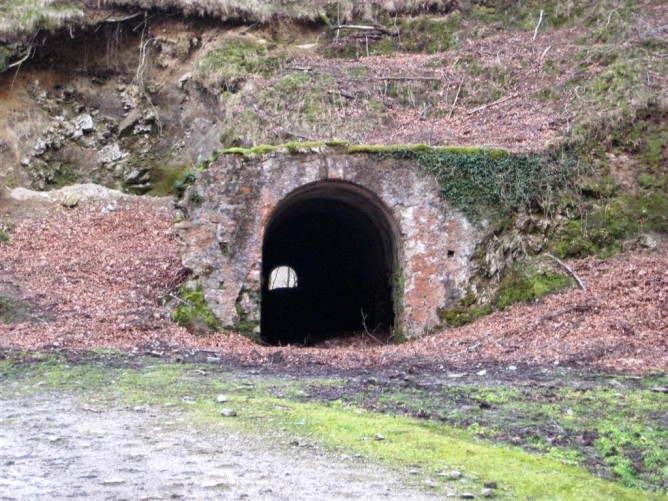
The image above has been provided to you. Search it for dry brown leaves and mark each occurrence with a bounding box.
[0,202,666,374]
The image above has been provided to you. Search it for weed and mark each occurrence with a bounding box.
[0,231,9,245]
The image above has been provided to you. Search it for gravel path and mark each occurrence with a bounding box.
[0,392,438,501]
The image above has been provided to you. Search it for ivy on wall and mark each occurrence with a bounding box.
[383,148,578,221]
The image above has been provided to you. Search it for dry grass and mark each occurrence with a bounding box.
[0,0,83,39]
[93,0,458,23]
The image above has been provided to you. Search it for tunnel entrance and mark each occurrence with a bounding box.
[261,181,399,346]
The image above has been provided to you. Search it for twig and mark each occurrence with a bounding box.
[331,24,396,36]
[466,92,518,116]
[168,293,193,309]
[547,253,587,291]
[448,76,464,119]
[328,89,354,100]
[533,9,544,41]
[104,12,142,23]
[348,76,442,82]
[7,45,33,69]
[284,131,315,141]
[541,45,552,59]
[360,309,383,345]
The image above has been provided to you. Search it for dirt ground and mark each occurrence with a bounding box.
[0,390,440,501]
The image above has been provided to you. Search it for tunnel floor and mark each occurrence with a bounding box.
[261,182,397,346]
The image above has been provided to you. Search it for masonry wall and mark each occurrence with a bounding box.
[177,149,479,340]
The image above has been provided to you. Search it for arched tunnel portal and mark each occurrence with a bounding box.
[261,181,400,345]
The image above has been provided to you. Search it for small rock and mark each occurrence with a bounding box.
[101,478,125,485]
[483,481,497,489]
[215,394,229,403]
[480,488,494,497]
[61,194,79,208]
[220,409,237,417]
[200,480,229,490]
[373,433,385,441]
[638,233,657,249]
[75,113,95,133]
[438,470,462,480]
[651,387,668,393]
[447,373,467,378]
[508,365,517,371]
[476,369,487,376]
[460,494,475,499]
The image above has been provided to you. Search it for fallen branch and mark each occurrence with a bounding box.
[466,92,519,116]
[331,24,397,36]
[448,76,464,119]
[328,89,354,100]
[533,9,544,40]
[547,253,587,291]
[104,12,142,23]
[348,76,442,82]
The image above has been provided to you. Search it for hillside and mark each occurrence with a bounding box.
[0,0,666,363]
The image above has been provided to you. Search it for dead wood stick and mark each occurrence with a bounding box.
[466,92,519,116]
[284,130,315,141]
[328,89,354,99]
[348,76,442,82]
[547,253,587,291]
[332,24,396,36]
[533,9,544,40]
[104,12,142,23]
[448,76,464,119]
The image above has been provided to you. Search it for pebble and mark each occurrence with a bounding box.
[460,493,475,499]
[215,394,229,403]
[438,470,462,480]
[476,370,487,376]
[480,488,494,497]
[373,433,385,441]
[220,409,237,417]
[483,481,497,489]
[101,478,125,485]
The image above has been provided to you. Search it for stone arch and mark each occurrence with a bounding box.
[261,180,400,345]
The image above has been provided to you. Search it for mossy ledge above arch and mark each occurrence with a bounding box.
[200,142,575,223]
[215,141,508,160]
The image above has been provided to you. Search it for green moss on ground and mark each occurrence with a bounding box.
[0,356,664,499]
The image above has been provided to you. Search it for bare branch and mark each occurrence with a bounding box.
[533,9,544,41]
[547,253,587,291]
[466,92,519,116]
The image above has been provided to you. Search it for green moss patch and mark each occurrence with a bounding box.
[172,287,220,335]
[194,37,285,92]
[440,265,573,327]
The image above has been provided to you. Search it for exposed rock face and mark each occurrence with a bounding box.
[178,149,479,340]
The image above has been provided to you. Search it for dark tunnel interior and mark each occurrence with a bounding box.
[261,182,397,346]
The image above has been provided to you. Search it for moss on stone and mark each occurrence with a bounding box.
[440,266,573,328]
[172,287,220,335]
